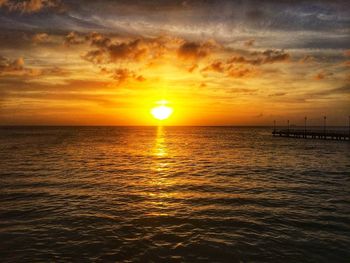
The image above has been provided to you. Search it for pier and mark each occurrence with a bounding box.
[272,129,350,141]
[272,116,350,141]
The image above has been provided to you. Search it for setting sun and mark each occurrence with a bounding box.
[151,105,173,120]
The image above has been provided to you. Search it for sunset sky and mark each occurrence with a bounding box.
[0,0,349,125]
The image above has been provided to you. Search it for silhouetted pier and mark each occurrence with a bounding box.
[272,116,350,141]
[272,129,349,141]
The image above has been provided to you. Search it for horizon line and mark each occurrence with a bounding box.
[0,125,349,128]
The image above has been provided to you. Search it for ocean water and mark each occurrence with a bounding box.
[0,126,349,262]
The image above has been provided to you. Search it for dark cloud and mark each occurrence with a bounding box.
[81,34,156,64]
[202,60,257,78]
[221,49,290,66]
[0,0,65,13]
[332,85,350,94]
[1,0,348,51]
[108,39,147,62]
[310,84,350,97]
[269,92,287,97]
[226,87,258,94]
[260,50,290,64]
[82,49,106,64]
[227,67,256,78]
[201,49,289,78]
[98,67,145,83]
[0,30,62,49]
[202,61,225,73]
[177,41,216,60]
[112,68,145,84]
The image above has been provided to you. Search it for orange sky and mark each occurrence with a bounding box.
[0,0,349,125]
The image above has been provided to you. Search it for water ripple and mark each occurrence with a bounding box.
[0,127,349,262]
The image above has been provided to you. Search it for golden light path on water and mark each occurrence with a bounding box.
[147,126,173,217]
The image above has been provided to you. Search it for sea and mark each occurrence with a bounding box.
[0,126,349,262]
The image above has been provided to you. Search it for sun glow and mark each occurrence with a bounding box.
[151,102,173,120]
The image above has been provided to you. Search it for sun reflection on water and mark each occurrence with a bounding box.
[146,126,175,216]
[153,126,169,170]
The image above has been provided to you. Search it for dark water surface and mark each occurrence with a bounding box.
[0,126,349,262]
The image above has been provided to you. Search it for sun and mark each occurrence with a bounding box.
[151,102,173,120]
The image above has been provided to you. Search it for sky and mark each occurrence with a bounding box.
[0,0,349,126]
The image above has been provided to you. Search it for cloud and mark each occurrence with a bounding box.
[331,85,350,94]
[299,55,315,64]
[0,56,28,75]
[81,35,156,64]
[112,68,145,84]
[86,32,111,48]
[98,67,145,84]
[269,92,287,97]
[202,61,225,73]
[177,40,216,60]
[187,64,198,73]
[32,33,49,44]
[244,39,255,47]
[40,66,69,76]
[0,55,70,78]
[64,32,85,46]
[0,0,64,13]
[228,49,290,66]
[260,49,290,64]
[108,39,147,62]
[314,71,333,80]
[309,84,350,97]
[202,49,289,78]
[82,49,107,64]
[227,87,258,94]
[333,85,350,94]
[202,59,257,78]
[227,66,256,78]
